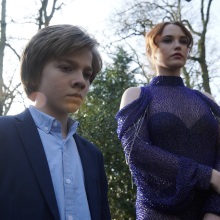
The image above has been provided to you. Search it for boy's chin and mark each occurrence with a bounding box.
[66,104,82,114]
[68,109,80,114]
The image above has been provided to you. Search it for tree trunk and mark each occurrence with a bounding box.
[197,0,212,94]
[0,0,6,116]
[198,33,211,93]
[0,0,64,115]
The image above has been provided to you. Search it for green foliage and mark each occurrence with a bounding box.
[74,47,137,219]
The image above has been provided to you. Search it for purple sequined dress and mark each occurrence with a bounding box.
[116,76,220,219]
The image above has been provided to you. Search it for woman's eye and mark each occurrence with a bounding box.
[180,39,188,45]
[162,38,172,44]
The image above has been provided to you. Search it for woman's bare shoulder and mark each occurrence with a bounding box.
[201,91,216,103]
[120,87,141,109]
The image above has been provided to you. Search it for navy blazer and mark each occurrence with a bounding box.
[0,109,111,220]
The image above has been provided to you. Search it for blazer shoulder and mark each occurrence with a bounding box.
[0,115,16,130]
[0,109,31,123]
[0,109,34,134]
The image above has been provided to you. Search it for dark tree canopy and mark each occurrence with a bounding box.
[74,47,138,219]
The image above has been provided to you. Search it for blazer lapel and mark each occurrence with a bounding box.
[74,134,99,220]
[15,109,60,220]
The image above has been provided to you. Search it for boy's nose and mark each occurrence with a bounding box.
[71,72,86,89]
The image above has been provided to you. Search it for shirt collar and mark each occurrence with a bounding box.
[29,105,79,135]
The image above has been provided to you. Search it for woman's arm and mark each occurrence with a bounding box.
[203,125,220,216]
[117,87,220,212]
[200,92,220,193]
[119,87,141,109]
[120,87,220,193]
[210,169,220,194]
[199,91,220,216]
[203,213,220,220]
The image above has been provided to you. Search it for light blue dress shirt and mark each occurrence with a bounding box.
[29,106,91,220]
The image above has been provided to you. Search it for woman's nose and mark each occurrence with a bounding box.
[174,41,181,50]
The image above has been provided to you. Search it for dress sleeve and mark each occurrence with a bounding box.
[199,93,220,215]
[116,87,213,212]
[203,139,220,216]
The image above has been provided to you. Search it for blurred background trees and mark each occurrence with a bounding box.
[0,0,65,115]
[75,47,137,219]
[107,0,218,93]
[0,0,220,219]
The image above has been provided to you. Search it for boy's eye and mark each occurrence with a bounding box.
[59,65,72,72]
[84,72,93,80]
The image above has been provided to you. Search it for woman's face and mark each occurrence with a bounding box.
[153,24,189,76]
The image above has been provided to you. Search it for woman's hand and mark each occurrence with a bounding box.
[203,213,220,220]
[210,169,220,194]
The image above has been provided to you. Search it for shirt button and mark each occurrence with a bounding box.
[66,179,71,184]
[44,127,49,132]
[53,121,58,127]
[68,215,73,220]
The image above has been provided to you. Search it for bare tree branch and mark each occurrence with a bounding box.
[0,0,66,115]
[6,43,20,60]
[0,0,7,115]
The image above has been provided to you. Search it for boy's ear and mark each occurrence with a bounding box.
[28,92,36,102]
[29,92,47,109]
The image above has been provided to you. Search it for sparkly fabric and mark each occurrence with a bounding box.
[116,76,220,219]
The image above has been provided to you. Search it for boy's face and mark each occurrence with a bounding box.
[34,50,93,119]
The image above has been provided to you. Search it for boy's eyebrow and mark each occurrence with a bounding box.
[57,57,93,71]
[161,35,187,38]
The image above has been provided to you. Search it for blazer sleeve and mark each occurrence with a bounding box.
[74,134,111,220]
[99,153,111,220]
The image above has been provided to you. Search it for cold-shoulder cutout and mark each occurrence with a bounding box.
[120,87,141,109]
[201,91,216,103]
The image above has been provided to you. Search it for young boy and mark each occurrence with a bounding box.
[0,24,111,220]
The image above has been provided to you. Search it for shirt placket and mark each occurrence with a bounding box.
[63,139,75,220]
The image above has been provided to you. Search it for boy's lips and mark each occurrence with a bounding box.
[67,93,83,100]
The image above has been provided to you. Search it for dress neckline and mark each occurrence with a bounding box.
[150,76,185,87]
